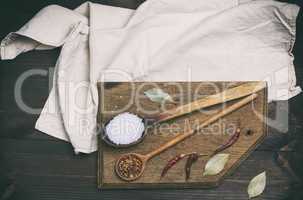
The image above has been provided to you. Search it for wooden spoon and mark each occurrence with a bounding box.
[115,93,258,181]
[103,82,265,148]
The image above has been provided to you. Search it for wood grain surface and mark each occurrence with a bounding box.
[0,0,302,200]
[97,82,267,189]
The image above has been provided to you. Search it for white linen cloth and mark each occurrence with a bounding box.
[1,0,301,153]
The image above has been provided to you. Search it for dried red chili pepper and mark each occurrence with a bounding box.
[185,152,199,180]
[161,153,187,178]
[213,127,241,155]
[161,125,240,179]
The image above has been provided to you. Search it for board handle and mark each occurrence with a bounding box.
[145,94,258,160]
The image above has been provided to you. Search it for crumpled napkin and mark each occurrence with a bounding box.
[1,0,301,153]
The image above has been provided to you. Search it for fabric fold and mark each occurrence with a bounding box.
[1,0,302,154]
[0,4,88,60]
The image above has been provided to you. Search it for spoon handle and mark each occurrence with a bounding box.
[145,94,258,160]
[152,82,265,124]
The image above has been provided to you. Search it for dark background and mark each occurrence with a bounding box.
[0,0,303,200]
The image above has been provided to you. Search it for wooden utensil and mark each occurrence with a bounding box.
[150,82,265,123]
[115,93,258,181]
[103,82,265,148]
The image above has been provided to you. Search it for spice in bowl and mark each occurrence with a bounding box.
[105,112,145,145]
[116,154,144,180]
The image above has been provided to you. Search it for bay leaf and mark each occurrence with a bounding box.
[248,171,266,199]
[144,88,173,103]
[203,153,230,176]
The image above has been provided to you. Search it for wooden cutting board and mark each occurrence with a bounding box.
[97,82,267,189]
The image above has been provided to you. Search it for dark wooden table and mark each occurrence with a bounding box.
[1,1,303,200]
